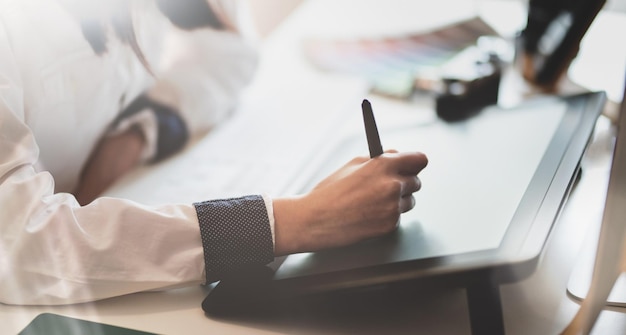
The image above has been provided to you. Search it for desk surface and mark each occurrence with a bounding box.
[3,1,626,334]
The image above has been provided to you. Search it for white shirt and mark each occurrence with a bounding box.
[0,0,261,305]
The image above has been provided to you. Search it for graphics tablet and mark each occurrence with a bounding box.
[19,313,155,335]
[261,91,606,298]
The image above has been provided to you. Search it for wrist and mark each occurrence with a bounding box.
[272,195,313,256]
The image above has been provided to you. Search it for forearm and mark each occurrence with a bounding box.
[1,169,205,305]
[0,109,208,306]
[74,126,146,205]
[74,90,193,205]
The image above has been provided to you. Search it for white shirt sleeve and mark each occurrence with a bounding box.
[146,0,259,137]
[0,22,206,305]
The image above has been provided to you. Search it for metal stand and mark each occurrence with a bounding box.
[466,282,505,335]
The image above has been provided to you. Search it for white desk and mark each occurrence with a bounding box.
[3,1,626,334]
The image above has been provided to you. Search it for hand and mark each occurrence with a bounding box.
[273,150,428,255]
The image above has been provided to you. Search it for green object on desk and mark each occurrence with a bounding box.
[19,313,157,335]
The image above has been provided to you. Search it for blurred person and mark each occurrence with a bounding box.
[0,0,428,305]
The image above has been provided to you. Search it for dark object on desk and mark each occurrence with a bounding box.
[202,265,278,318]
[19,313,156,335]
[518,0,606,90]
[435,54,502,122]
[361,99,384,157]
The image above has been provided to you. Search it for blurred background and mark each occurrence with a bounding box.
[247,0,626,38]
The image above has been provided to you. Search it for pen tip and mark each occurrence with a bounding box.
[362,99,370,107]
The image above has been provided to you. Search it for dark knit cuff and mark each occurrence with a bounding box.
[112,94,189,163]
[193,195,275,284]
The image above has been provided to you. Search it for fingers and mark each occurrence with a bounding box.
[396,152,428,175]
[400,175,421,196]
[392,154,424,214]
[378,151,428,175]
[398,175,420,213]
[399,194,416,213]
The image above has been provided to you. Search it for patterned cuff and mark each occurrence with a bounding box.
[111,94,189,164]
[193,195,275,284]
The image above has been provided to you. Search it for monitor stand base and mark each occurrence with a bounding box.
[566,229,626,307]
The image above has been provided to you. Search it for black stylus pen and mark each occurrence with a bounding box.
[362,99,383,158]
